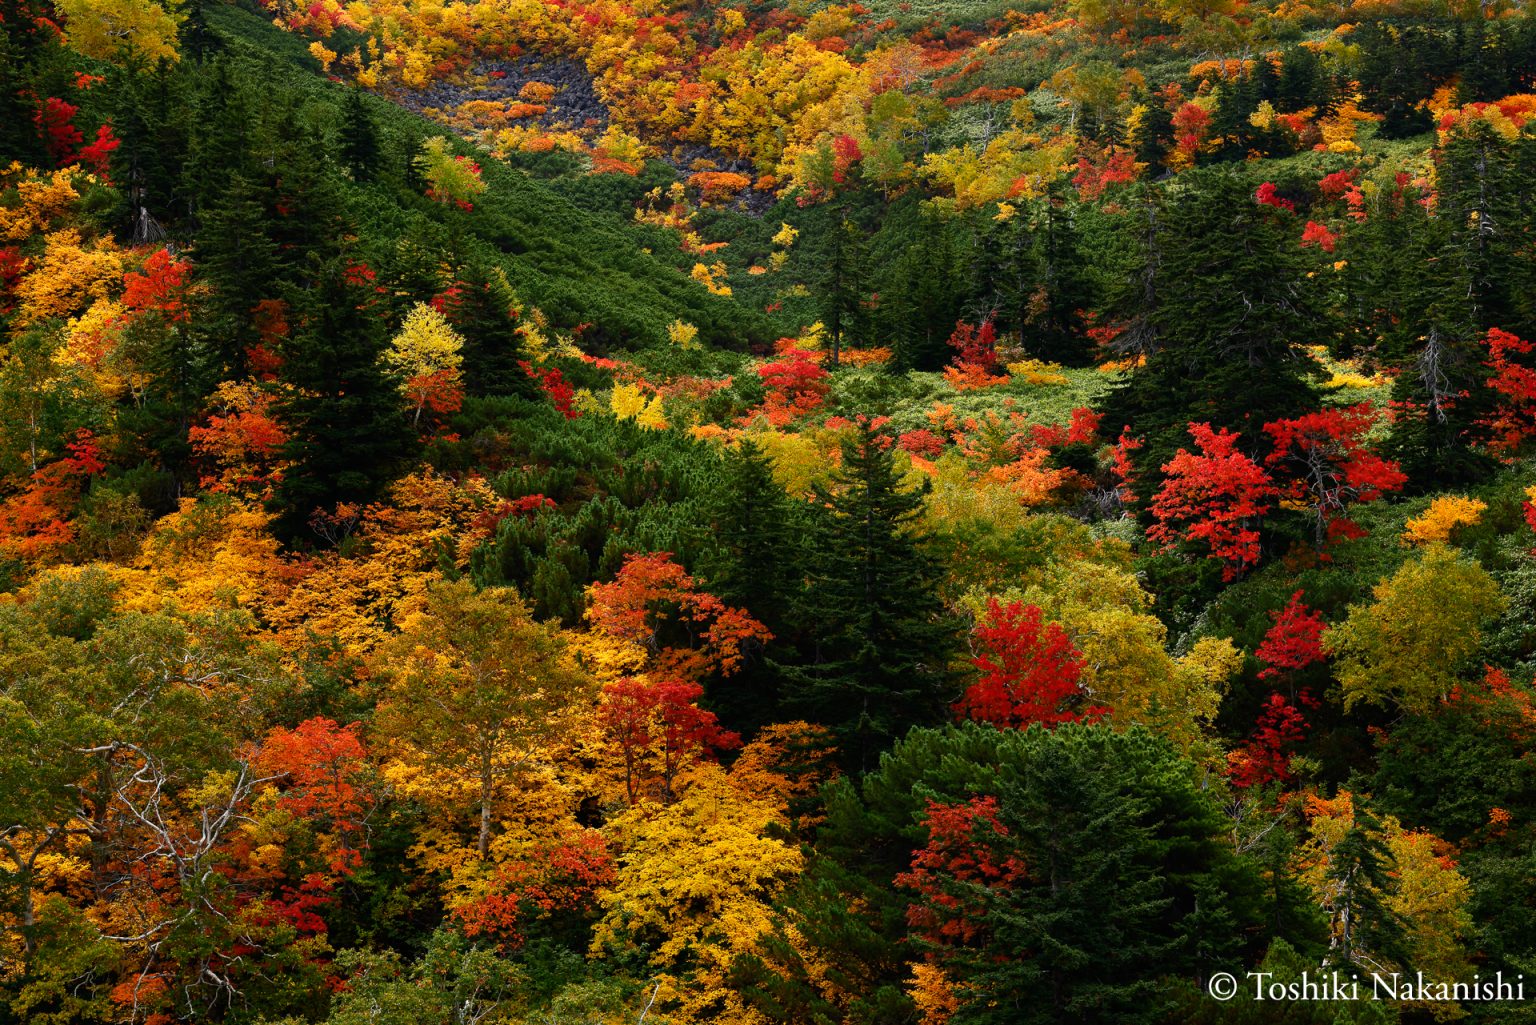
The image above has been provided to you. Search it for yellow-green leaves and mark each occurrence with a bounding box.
[1326,545,1506,713]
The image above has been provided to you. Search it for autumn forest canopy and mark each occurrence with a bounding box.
[6,0,1536,1021]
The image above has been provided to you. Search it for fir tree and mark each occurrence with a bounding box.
[339,88,381,183]
[818,218,868,368]
[886,230,965,372]
[448,260,534,397]
[270,256,419,544]
[1324,799,1412,974]
[781,420,956,770]
[192,173,280,382]
[1101,169,1322,493]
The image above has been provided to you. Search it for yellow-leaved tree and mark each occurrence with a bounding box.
[382,303,465,427]
[56,0,182,63]
[1326,545,1506,713]
[1401,495,1487,546]
[373,578,591,859]
[592,763,804,1024]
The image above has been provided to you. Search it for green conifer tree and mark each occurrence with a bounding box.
[270,256,419,544]
[781,420,956,770]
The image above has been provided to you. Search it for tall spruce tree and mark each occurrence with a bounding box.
[886,229,965,372]
[781,420,956,770]
[701,440,800,731]
[192,173,281,382]
[270,255,419,544]
[338,87,381,183]
[1101,169,1322,494]
[448,260,535,397]
[818,217,869,368]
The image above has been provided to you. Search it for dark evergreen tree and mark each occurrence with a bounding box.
[885,229,965,372]
[182,61,254,216]
[780,420,956,770]
[1323,797,1411,974]
[0,0,52,168]
[191,173,281,382]
[1275,44,1337,117]
[817,217,869,368]
[1100,169,1322,492]
[112,298,205,489]
[264,109,350,270]
[707,439,796,634]
[178,0,222,62]
[700,440,799,732]
[1129,90,1173,177]
[1362,132,1505,486]
[445,260,534,397]
[1001,186,1099,367]
[339,87,381,183]
[111,60,191,238]
[270,256,419,544]
[766,724,1278,1025]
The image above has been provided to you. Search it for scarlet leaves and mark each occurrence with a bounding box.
[520,360,577,417]
[1482,327,1536,455]
[1263,404,1405,546]
[947,318,998,371]
[255,718,374,872]
[896,796,1027,946]
[586,551,771,683]
[955,599,1103,729]
[77,124,119,179]
[754,345,829,424]
[1256,591,1327,682]
[1149,412,1403,579]
[1148,423,1278,581]
[598,677,740,805]
[35,97,83,165]
[455,830,615,948]
[1226,692,1309,789]
[1300,220,1337,253]
[121,248,193,323]
[1254,181,1295,212]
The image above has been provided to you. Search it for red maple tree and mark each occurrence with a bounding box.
[895,796,1028,945]
[1255,590,1327,683]
[1482,327,1536,456]
[1263,404,1405,548]
[1227,692,1309,789]
[1147,423,1278,580]
[955,599,1104,728]
[598,676,740,804]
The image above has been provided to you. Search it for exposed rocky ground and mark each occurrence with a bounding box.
[393,55,773,215]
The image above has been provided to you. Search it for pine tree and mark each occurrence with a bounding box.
[178,0,221,62]
[111,61,192,237]
[182,60,254,216]
[781,420,956,770]
[0,8,47,168]
[1101,169,1322,494]
[992,187,1093,366]
[1346,156,1496,485]
[447,260,534,397]
[269,256,419,544]
[818,218,868,368]
[339,88,381,183]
